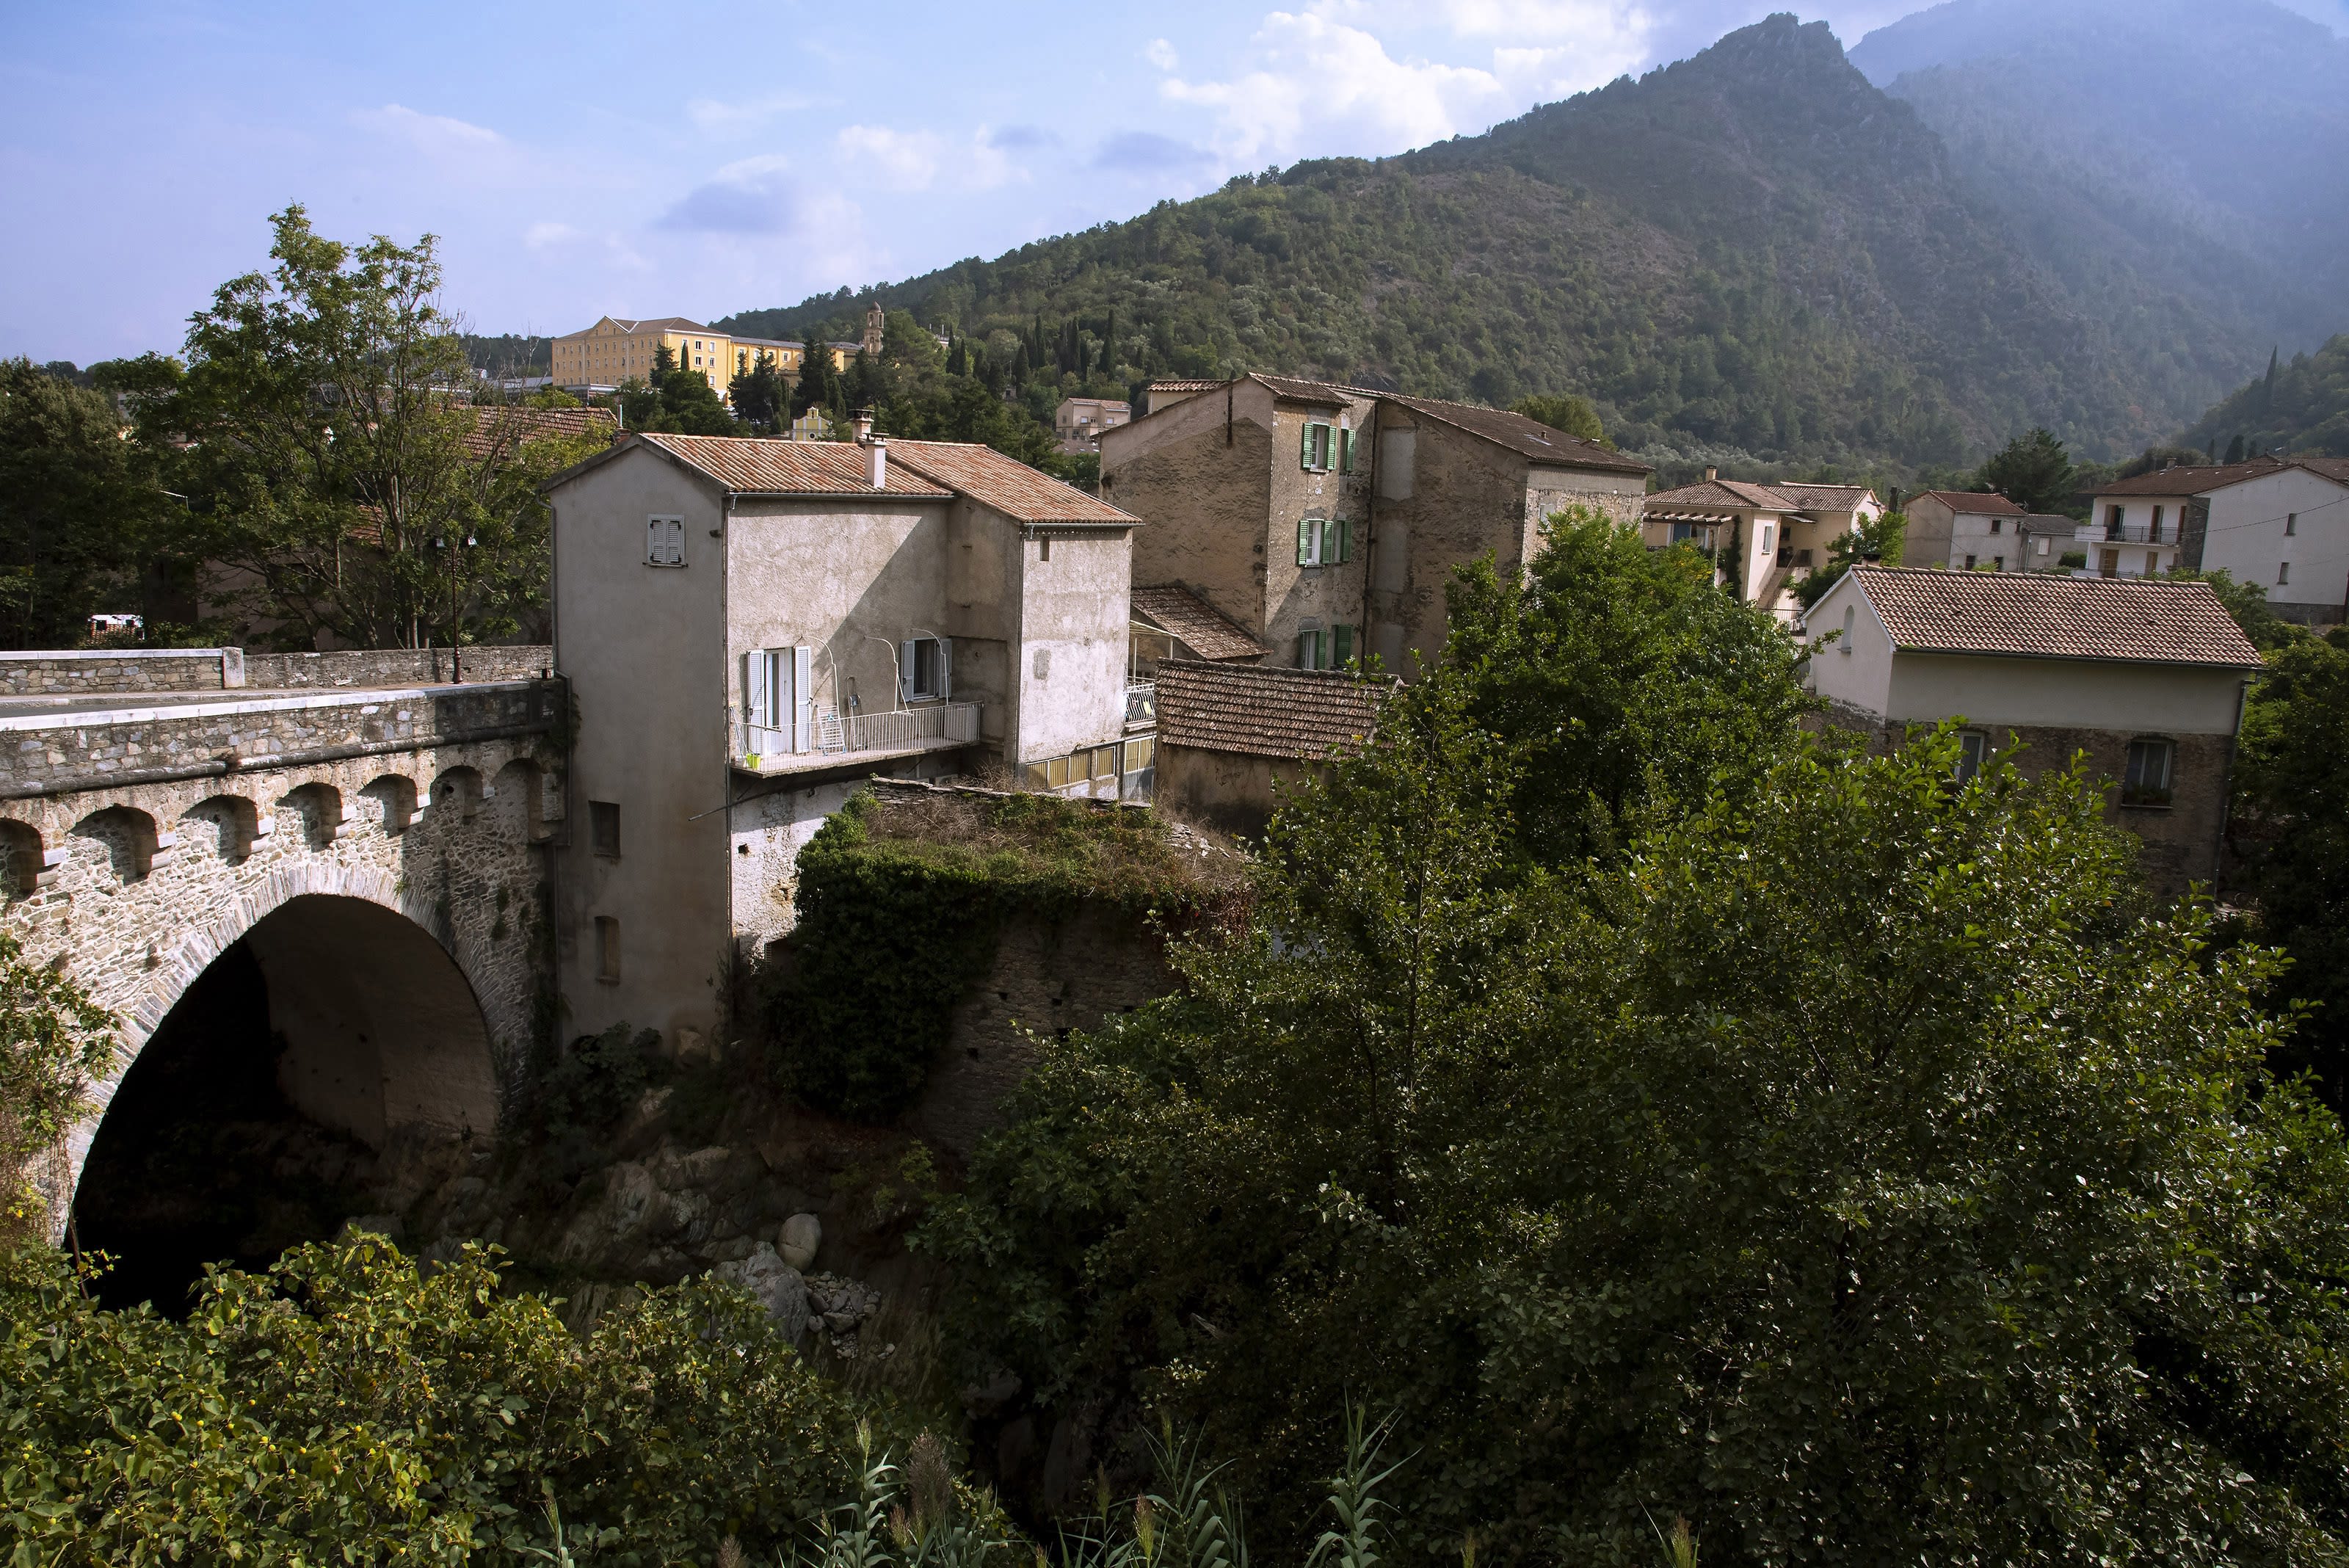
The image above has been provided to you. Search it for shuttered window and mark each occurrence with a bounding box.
[1297,516,1323,566]
[900,636,951,702]
[1301,421,1337,471]
[1332,623,1354,667]
[743,647,814,754]
[646,515,685,566]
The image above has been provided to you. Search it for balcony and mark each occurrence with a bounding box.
[734,701,982,775]
[2089,521,2163,543]
[1125,682,1155,727]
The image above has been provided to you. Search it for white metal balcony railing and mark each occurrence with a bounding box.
[1125,682,1155,726]
[736,701,981,766]
[2090,521,2165,544]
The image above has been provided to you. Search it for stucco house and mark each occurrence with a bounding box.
[2083,456,2349,620]
[1100,374,1649,678]
[1641,471,1882,612]
[542,427,1139,1046]
[1804,567,2264,899]
[1903,490,2031,573]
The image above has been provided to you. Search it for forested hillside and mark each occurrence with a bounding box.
[721,14,2306,470]
[2181,334,2349,458]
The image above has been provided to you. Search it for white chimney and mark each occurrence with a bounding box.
[870,437,887,489]
[852,407,874,444]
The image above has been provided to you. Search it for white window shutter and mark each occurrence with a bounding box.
[744,651,769,738]
[792,646,812,752]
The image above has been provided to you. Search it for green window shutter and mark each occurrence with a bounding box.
[1333,623,1354,666]
[1338,429,1352,473]
[1335,518,1351,562]
[1297,517,1314,566]
[1301,422,1313,469]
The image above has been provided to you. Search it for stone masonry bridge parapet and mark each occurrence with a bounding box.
[0,648,565,1241]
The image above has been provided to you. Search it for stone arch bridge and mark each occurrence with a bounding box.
[0,647,564,1243]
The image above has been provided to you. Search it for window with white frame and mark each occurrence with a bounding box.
[1296,515,1351,567]
[742,647,810,754]
[1300,421,1336,471]
[646,515,685,567]
[2280,562,2292,586]
[901,636,950,702]
[2122,738,2175,807]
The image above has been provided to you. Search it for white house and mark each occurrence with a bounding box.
[1641,471,1882,614]
[1804,566,2263,899]
[1903,489,2030,572]
[2143,456,2349,623]
[542,428,1139,1047]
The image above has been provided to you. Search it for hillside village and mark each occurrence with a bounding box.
[11,0,2349,1561]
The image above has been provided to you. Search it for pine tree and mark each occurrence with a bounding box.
[2226,432,2246,464]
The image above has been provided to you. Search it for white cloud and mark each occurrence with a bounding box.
[1158,1,1652,165]
[835,124,1020,192]
[660,153,807,234]
[686,93,816,135]
[1146,37,1180,70]
[524,221,579,249]
[350,103,505,156]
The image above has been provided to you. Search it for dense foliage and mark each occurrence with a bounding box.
[920,527,2349,1564]
[2182,335,2349,460]
[763,791,1241,1120]
[0,932,116,1246]
[0,1236,901,1563]
[726,17,2237,468]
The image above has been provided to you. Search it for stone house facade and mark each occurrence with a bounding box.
[542,430,1139,1048]
[1152,656,1393,840]
[1803,567,2264,899]
[1101,374,1650,678]
[1903,489,2031,573]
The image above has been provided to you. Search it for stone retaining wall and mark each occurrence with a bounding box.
[0,645,553,696]
[0,680,561,797]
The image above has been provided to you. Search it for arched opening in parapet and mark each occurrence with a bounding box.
[74,893,498,1314]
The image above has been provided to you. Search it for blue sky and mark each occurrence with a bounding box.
[4,0,2345,365]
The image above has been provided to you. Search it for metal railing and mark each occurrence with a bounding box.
[736,701,981,766]
[1125,683,1155,726]
[2096,521,2163,543]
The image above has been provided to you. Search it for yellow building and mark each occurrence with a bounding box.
[552,316,861,402]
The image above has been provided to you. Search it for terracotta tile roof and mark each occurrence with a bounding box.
[2090,456,2349,497]
[1914,489,2027,516]
[1249,372,1362,408]
[1131,586,1264,661]
[1769,482,1878,511]
[464,404,617,458]
[1649,478,1794,510]
[557,316,705,341]
[1379,392,1652,475]
[887,439,1139,526]
[1155,658,1394,760]
[629,432,953,496]
[1843,567,2263,669]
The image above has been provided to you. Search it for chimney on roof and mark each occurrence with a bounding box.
[1704,465,1718,482]
[852,407,874,444]
[869,436,887,489]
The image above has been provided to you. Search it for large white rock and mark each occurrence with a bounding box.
[711,1242,810,1340]
[779,1212,821,1270]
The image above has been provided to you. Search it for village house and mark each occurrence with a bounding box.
[542,425,1139,1047]
[551,307,874,403]
[1053,397,1133,453]
[2080,456,2349,620]
[1640,470,1883,612]
[1100,374,1649,677]
[1903,489,2031,573]
[1152,658,1393,840]
[1803,567,2264,899]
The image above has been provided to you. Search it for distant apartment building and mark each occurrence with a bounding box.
[2073,457,2349,620]
[1055,397,1133,453]
[553,310,869,402]
[1641,469,1882,614]
[542,426,1139,1047]
[1101,374,1649,677]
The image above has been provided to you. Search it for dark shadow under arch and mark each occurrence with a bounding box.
[75,893,498,1313]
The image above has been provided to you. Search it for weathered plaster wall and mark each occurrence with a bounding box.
[0,646,553,697]
[1011,523,1133,766]
[1264,393,1376,666]
[1373,408,1535,675]
[552,445,732,1047]
[1155,742,1328,841]
[1103,385,1274,635]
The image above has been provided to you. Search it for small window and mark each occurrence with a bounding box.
[1759,522,1775,556]
[2149,504,2164,540]
[1297,627,1324,669]
[1964,553,1977,570]
[1839,603,1855,653]
[1332,623,1354,667]
[1956,730,1987,785]
[2107,504,2123,529]
[595,916,621,982]
[2123,738,2175,807]
[590,801,620,857]
[2036,537,2051,556]
[647,515,685,567]
[1039,536,1051,562]
[1300,421,1335,471]
[2286,512,2298,537]
[1990,518,2003,534]
[2279,562,2291,586]
[1993,555,2004,570]
[1296,515,1326,567]
[1338,427,1354,473]
[901,636,949,702]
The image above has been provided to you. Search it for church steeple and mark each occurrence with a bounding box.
[863,303,885,359]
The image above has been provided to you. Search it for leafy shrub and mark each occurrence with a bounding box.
[0,929,115,1244]
[0,1234,899,1563]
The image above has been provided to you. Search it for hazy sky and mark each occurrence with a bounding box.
[5,0,2344,364]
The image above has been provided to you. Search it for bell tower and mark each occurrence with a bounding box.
[863,302,885,359]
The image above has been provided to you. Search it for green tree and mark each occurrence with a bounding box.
[730,349,787,433]
[0,359,176,647]
[1791,508,1907,611]
[1508,392,1607,445]
[1977,425,2075,514]
[923,724,2349,1563]
[793,338,839,420]
[0,931,115,1244]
